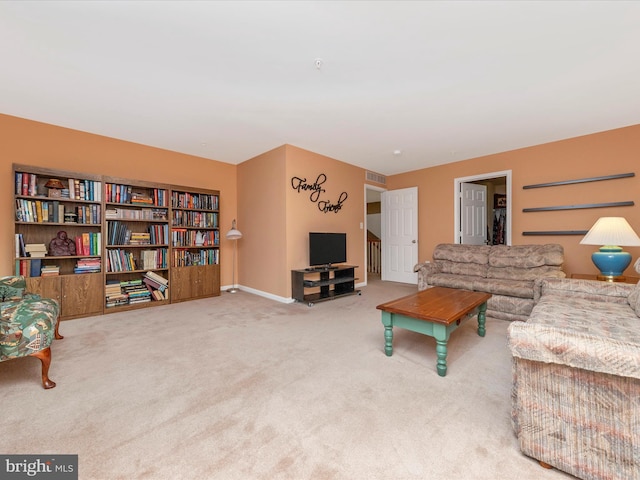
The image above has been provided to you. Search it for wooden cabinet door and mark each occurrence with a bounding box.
[170,266,193,303]
[26,276,62,305]
[61,273,103,318]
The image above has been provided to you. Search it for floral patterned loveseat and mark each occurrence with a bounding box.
[414,244,566,321]
[0,276,61,389]
[507,274,640,480]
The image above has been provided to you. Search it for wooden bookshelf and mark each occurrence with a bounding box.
[13,164,221,320]
[13,164,104,319]
[169,185,221,302]
[103,176,171,313]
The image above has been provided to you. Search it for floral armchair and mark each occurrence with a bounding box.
[0,276,62,389]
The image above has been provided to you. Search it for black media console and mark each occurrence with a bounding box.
[291,264,360,306]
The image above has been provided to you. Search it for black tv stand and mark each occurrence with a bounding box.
[292,265,360,306]
[306,265,338,272]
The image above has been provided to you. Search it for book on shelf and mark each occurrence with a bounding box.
[40,265,60,277]
[25,243,47,258]
[74,257,101,274]
[30,258,42,277]
[15,234,26,257]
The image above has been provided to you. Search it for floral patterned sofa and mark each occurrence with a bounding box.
[0,276,61,389]
[507,273,640,480]
[414,244,566,321]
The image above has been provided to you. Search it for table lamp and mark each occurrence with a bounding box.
[580,217,640,281]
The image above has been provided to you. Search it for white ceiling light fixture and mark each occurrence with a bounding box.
[315,58,323,70]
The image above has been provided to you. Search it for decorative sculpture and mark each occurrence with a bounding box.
[49,231,76,256]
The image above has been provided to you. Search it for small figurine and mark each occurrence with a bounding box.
[49,230,76,256]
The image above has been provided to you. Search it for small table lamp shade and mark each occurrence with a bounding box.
[580,217,640,280]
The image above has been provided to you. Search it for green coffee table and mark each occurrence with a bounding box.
[376,287,491,376]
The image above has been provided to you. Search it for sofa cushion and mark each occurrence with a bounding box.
[473,278,534,299]
[436,260,487,277]
[509,295,640,379]
[433,244,491,265]
[487,265,565,281]
[489,244,564,268]
[427,273,476,291]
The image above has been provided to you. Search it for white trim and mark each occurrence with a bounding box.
[454,170,512,245]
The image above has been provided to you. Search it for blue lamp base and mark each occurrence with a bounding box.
[591,246,631,281]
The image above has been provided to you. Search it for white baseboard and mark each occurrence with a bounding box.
[221,284,295,304]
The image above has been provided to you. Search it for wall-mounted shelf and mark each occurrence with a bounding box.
[523,172,634,189]
[523,201,634,213]
[522,231,589,236]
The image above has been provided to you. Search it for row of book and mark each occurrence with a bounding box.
[105,272,169,307]
[106,222,169,246]
[15,172,102,201]
[171,191,219,210]
[15,233,100,258]
[173,248,219,267]
[15,199,101,224]
[15,259,63,277]
[171,211,218,228]
[105,183,168,207]
[75,232,101,256]
[105,207,168,221]
[171,229,219,247]
[141,249,168,270]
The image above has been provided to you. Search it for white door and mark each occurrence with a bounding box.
[460,183,487,245]
[381,187,418,284]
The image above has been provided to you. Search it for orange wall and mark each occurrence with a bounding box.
[388,124,640,278]
[237,146,288,296]
[285,145,365,291]
[236,144,366,299]
[0,114,238,284]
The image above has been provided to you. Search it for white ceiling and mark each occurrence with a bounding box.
[2,1,640,176]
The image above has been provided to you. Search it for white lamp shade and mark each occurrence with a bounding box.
[580,217,640,247]
[226,229,243,240]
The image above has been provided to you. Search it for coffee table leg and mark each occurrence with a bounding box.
[477,302,487,337]
[433,324,449,377]
[381,312,394,356]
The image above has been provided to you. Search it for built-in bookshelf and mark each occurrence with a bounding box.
[170,187,220,302]
[103,177,171,313]
[13,165,104,319]
[13,164,222,320]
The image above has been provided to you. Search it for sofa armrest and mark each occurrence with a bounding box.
[508,320,640,380]
[414,261,439,290]
[535,278,634,304]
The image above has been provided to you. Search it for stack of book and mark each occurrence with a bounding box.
[75,258,101,274]
[41,265,60,276]
[129,232,151,245]
[25,243,47,258]
[105,282,128,308]
[143,271,169,301]
[121,279,151,304]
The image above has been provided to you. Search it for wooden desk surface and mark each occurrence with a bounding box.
[376,287,492,325]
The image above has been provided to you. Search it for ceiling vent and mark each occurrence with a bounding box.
[366,170,386,185]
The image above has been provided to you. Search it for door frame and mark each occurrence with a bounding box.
[363,184,386,286]
[454,170,512,245]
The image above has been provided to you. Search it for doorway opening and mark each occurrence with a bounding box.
[454,170,512,245]
[364,184,385,286]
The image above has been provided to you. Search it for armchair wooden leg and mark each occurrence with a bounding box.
[32,347,56,389]
[539,461,553,469]
[54,320,63,340]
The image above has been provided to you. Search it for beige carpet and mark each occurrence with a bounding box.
[0,278,572,480]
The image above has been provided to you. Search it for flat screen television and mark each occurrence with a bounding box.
[309,232,347,268]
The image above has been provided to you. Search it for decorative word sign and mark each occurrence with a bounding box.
[291,173,348,214]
